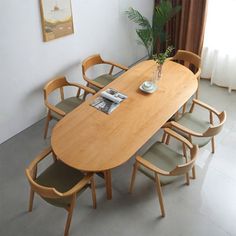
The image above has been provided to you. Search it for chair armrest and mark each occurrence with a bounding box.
[169,121,204,137]
[163,128,193,149]
[104,60,129,71]
[27,147,52,170]
[69,82,96,94]
[45,101,66,117]
[192,99,220,116]
[63,173,93,197]
[136,156,170,176]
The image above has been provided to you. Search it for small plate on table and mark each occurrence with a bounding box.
[139,81,157,94]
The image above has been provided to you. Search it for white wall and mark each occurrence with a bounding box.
[0,0,154,144]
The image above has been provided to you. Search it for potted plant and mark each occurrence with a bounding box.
[126,0,181,58]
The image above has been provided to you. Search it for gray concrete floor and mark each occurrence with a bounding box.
[0,80,236,236]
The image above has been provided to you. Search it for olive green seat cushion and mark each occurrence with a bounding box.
[176,112,212,147]
[88,74,115,92]
[36,161,86,208]
[51,97,83,120]
[139,142,187,185]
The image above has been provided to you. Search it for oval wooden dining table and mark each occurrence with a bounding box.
[51,60,198,200]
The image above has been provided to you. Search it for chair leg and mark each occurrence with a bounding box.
[195,77,200,99]
[161,132,167,143]
[165,134,170,145]
[185,172,190,185]
[83,83,89,100]
[28,188,35,212]
[83,91,88,100]
[154,173,165,217]
[129,162,139,193]
[192,166,196,179]
[44,111,51,139]
[211,137,215,153]
[90,176,97,209]
[174,110,179,120]
[182,103,187,114]
[64,195,76,236]
[195,88,199,99]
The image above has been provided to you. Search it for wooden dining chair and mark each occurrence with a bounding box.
[82,54,128,92]
[25,147,96,236]
[130,128,198,217]
[168,50,201,99]
[166,99,226,153]
[43,76,95,138]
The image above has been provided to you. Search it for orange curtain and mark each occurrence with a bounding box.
[155,0,208,55]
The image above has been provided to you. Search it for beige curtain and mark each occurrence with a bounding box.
[155,0,208,56]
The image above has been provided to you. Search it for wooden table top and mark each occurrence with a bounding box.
[51,60,197,172]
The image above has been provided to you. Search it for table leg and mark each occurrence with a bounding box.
[104,170,112,200]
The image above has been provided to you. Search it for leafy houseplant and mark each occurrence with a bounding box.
[126,0,181,58]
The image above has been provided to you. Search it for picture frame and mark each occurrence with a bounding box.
[40,0,74,42]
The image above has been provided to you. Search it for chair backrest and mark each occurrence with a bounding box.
[82,54,104,76]
[170,145,198,176]
[162,128,198,177]
[44,76,70,101]
[26,169,63,199]
[172,50,201,74]
[25,152,64,199]
[203,111,227,137]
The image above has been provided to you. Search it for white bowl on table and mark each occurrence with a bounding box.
[140,81,157,93]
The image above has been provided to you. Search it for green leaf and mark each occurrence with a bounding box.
[125,1,181,57]
[125,7,151,29]
[153,45,174,64]
[152,0,181,52]
[126,7,153,57]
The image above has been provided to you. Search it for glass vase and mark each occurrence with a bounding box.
[152,64,163,85]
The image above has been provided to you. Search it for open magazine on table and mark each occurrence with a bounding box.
[90,88,127,114]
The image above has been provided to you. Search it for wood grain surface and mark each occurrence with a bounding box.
[51,60,197,172]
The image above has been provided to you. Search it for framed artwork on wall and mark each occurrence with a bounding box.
[40,0,74,42]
